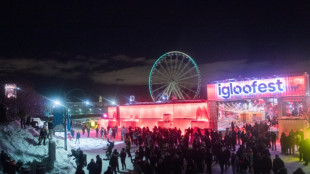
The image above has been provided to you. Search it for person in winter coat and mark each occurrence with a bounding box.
[224,146,231,169]
[1,150,11,174]
[120,148,127,170]
[109,149,120,174]
[82,125,85,135]
[239,154,249,174]
[271,132,277,151]
[273,155,285,174]
[104,166,113,174]
[293,168,305,174]
[262,153,272,174]
[121,126,127,141]
[96,127,99,138]
[18,109,26,129]
[231,152,239,174]
[103,128,107,139]
[100,127,104,139]
[48,117,53,139]
[218,149,226,174]
[125,136,132,157]
[109,128,113,139]
[6,160,17,174]
[78,150,86,167]
[205,149,213,174]
[253,152,263,174]
[26,115,31,126]
[75,165,85,174]
[75,131,81,144]
[87,159,97,174]
[87,126,90,138]
[38,128,47,145]
[96,155,102,174]
[71,129,75,138]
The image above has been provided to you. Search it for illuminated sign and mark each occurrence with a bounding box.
[207,75,308,100]
[218,78,285,99]
[5,84,17,98]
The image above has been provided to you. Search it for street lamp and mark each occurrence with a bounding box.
[52,88,88,151]
[53,100,61,106]
[52,99,68,150]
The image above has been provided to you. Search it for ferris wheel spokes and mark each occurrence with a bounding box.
[176,66,197,80]
[149,51,201,101]
[177,74,199,82]
[175,59,191,79]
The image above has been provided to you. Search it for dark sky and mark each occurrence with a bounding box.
[1,1,310,102]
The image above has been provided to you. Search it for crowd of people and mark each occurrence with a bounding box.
[70,122,308,174]
[280,129,310,166]
[2,113,308,174]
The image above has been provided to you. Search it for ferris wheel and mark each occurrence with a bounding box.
[149,51,201,101]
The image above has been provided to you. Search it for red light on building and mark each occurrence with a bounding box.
[107,101,209,132]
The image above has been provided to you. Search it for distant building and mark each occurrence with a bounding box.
[5,84,17,98]
[67,102,108,119]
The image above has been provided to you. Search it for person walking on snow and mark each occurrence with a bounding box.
[109,128,113,139]
[71,128,75,138]
[87,159,97,174]
[96,155,102,174]
[18,109,26,129]
[125,136,132,157]
[100,127,104,139]
[96,127,99,138]
[38,127,47,145]
[120,148,127,170]
[48,117,53,139]
[76,131,81,144]
[82,125,85,135]
[87,126,90,138]
[121,126,127,141]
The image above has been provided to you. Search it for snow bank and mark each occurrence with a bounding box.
[0,121,76,173]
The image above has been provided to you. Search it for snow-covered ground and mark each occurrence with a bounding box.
[0,121,76,173]
[57,127,137,173]
[54,132,123,151]
[1,121,310,174]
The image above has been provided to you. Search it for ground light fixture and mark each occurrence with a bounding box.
[91,120,95,127]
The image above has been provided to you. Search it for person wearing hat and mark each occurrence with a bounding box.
[96,155,102,174]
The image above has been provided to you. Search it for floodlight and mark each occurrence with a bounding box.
[54,100,61,106]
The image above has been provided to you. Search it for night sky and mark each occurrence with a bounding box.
[1,1,310,102]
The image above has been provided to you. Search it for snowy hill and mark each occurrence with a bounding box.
[0,121,76,173]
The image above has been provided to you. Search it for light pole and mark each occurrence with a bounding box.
[52,99,68,150]
[63,88,87,150]
[63,98,68,151]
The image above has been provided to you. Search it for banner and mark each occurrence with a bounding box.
[53,107,64,132]
[67,114,71,131]
[207,74,309,100]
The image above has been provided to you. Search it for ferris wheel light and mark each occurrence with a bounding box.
[149,51,201,102]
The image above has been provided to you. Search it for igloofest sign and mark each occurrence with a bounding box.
[207,74,309,100]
